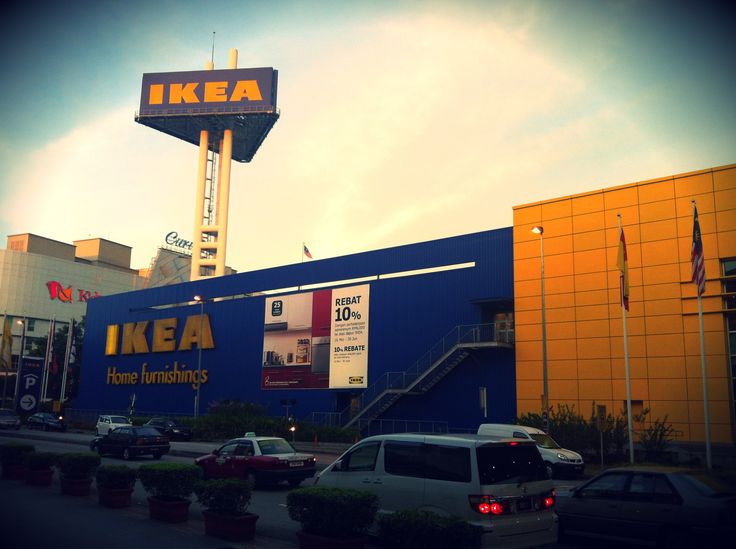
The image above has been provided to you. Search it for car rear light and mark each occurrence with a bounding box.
[469,495,508,515]
[543,489,556,508]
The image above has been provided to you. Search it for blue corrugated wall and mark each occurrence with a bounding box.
[76,227,515,429]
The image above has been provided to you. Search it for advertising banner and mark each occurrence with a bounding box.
[139,67,277,116]
[261,284,370,390]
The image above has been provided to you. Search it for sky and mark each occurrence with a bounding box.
[0,0,734,274]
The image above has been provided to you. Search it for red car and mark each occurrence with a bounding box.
[195,435,316,487]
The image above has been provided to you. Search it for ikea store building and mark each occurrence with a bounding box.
[76,164,736,443]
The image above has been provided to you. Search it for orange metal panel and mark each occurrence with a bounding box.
[548,359,578,379]
[542,217,574,237]
[713,166,736,191]
[640,219,678,243]
[648,356,686,378]
[717,229,736,256]
[603,187,638,209]
[514,256,542,281]
[642,283,681,300]
[514,279,540,297]
[687,377,731,402]
[544,235,574,255]
[610,335,647,358]
[515,295,542,312]
[645,334,686,357]
[546,275,575,296]
[547,292,575,309]
[547,253,576,277]
[576,319,609,338]
[675,194,715,217]
[648,401,690,423]
[604,205,640,229]
[611,378,649,401]
[513,309,542,326]
[579,380,613,400]
[575,304,609,321]
[574,272,608,291]
[516,340,543,362]
[608,316,646,337]
[572,211,605,233]
[548,380,579,400]
[547,321,576,340]
[674,172,713,197]
[610,357,648,380]
[682,313,728,333]
[644,314,683,335]
[514,324,541,343]
[683,331,726,358]
[572,193,604,215]
[639,200,677,223]
[714,188,736,211]
[573,230,606,252]
[716,209,736,231]
[643,299,682,316]
[577,338,611,359]
[542,200,572,220]
[516,360,542,380]
[577,358,612,379]
[513,205,542,226]
[575,289,609,307]
[548,339,578,360]
[514,222,544,244]
[642,264,680,285]
[676,210,716,235]
[639,179,675,203]
[649,378,688,401]
[573,249,607,274]
[517,379,544,400]
[514,240,540,260]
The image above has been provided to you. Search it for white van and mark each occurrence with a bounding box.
[315,433,558,548]
[477,424,584,478]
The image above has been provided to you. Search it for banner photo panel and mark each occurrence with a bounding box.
[261,284,370,390]
[329,284,369,389]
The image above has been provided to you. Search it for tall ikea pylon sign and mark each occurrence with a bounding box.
[136,49,279,280]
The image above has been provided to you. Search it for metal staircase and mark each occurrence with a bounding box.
[312,322,513,430]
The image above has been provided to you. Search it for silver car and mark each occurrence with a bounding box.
[556,466,736,547]
[0,408,21,429]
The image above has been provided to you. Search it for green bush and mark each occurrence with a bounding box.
[0,442,35,465]
[96,465,137,489]
[194,478,252,515]
[57,452,101,479]
[638,414,676,461]
[377,510,482,549]
[25,452,59,471]
[138,462,201,500]
[287,486,378,539]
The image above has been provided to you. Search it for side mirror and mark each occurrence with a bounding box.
[334,459,345,471]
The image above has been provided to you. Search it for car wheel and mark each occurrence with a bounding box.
[245,471,256,489]
[122,448,132,461]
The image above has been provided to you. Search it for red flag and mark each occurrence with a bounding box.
[691,205,706,295]
[616,226,629,311]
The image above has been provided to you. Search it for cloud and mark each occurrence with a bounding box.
[1,9,684,274]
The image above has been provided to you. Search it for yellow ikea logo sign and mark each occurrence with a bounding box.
[105,314,215,356]
[147,80,263,105]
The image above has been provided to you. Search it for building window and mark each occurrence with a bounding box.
[722,259,736,426]
[26,319,35,332]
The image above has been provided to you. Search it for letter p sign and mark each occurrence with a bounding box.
[24,374,38,390]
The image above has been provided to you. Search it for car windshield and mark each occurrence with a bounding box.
[257,438,296,455]
[677,472,736,497]
[109,416,129,423]
[477,443,548,485]
[529,433,561,449]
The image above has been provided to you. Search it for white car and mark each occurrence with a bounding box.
[95,415,133,436]
[315,433,558,548]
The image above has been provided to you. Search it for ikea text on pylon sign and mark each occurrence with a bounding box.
[139,68,277,116]
[103,314,215,389]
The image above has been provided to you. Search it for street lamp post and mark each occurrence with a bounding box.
[532,226,549,432]
[193,295,204,418]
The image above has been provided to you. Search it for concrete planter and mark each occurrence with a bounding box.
[202,510,259,541]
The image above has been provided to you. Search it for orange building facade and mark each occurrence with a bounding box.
[513,164,736,444]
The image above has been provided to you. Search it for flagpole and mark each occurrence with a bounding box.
[618,215,635,464]
[12,317,27,409]
[692,200,712,469]
[41,317,55,402]
[0,312,8,407]
[60,319,74,406]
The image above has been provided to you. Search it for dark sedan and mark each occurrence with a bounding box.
[90,426,170,460]
[26,412,66,432]
[557,466,736,547]
[143,417,193,441]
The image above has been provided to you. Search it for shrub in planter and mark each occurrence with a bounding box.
[0,442,35,480]
[25,452,59,486]
[96,465,137,508]
[287,486,378,548]
[194,478,258,541]
[138,462,200,523]
[377,509,482,549]
[57,452,101,496]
